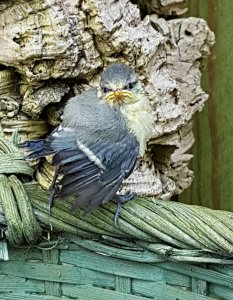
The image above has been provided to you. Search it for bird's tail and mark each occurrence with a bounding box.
[18,139,54,160]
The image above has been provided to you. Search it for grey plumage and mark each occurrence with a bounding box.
[100,63,137,90]
[62,89,129,143]
[51,91,139,212]
[20,63,153,222]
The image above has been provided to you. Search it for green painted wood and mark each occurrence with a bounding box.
[4,245,233,299]
[60,249,191,286]
[62,284,150,300]
[61,247,196,290]
[8,246,43,261]
[132,280,213,300]
[115,276,132,293]
[165,271,191,288]
[60,249,164,281]
[0,240,8,260]
[158,262,233,288]
[43,249,61,297]
[0,275,44,293]
[0,260,114,287]
[192,278,208,296]
[61,244,191,288]
[209,284,233,300]
[191,264,208,295]
[0,294,63,300]
[209,265,233,276]
[181,0,233,211]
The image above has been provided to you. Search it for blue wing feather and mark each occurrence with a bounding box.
[20,125,139,212]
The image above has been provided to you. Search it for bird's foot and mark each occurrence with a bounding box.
[113,191,136,226]
[48,187,58,214]
[48,167,60,214]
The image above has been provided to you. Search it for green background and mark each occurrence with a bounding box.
[180,1,233,211]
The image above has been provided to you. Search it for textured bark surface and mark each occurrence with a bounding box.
[0,0,215,200]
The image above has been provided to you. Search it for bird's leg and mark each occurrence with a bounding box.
[48,166,61,214]
[113,191,136,226]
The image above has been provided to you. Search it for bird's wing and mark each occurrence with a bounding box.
[50,126,139,212]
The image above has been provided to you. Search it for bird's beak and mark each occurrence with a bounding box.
[106,90,133,103]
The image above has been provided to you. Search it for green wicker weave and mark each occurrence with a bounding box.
[1,128,233,300]
[1,237,232,300]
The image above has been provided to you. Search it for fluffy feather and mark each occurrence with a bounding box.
[20,63,153,217]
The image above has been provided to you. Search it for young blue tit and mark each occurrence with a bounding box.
[20,63,153,225]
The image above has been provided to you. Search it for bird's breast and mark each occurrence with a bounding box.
[120,97,153,155]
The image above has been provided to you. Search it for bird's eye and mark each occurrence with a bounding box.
[103,87,111,93]
[127,82,136,90]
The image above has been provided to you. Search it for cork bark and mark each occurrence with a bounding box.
[0,0,215,200]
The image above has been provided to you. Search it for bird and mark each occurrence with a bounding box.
[20,63,154,225]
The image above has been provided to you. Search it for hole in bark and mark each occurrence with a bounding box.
[171,195,179,202]
[184,30,192,36]
[13,36,21,45]
[113,50,125,58]
[169,88,178,104]
[130,0,147,18]
[151,144,177,168]
[0,64,7,71]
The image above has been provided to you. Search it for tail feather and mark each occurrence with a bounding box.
[18,139,55,160]
[18,140,45,151]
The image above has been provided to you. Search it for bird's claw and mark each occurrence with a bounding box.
[114,191,136,226]
[48,167,60,214]
[114,203,123,226]
[48,188,57,215]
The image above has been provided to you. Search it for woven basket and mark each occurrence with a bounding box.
[1,236,233,300]
[1,121,233,300]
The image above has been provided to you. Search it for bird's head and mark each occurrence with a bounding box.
[99,63,144,106]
